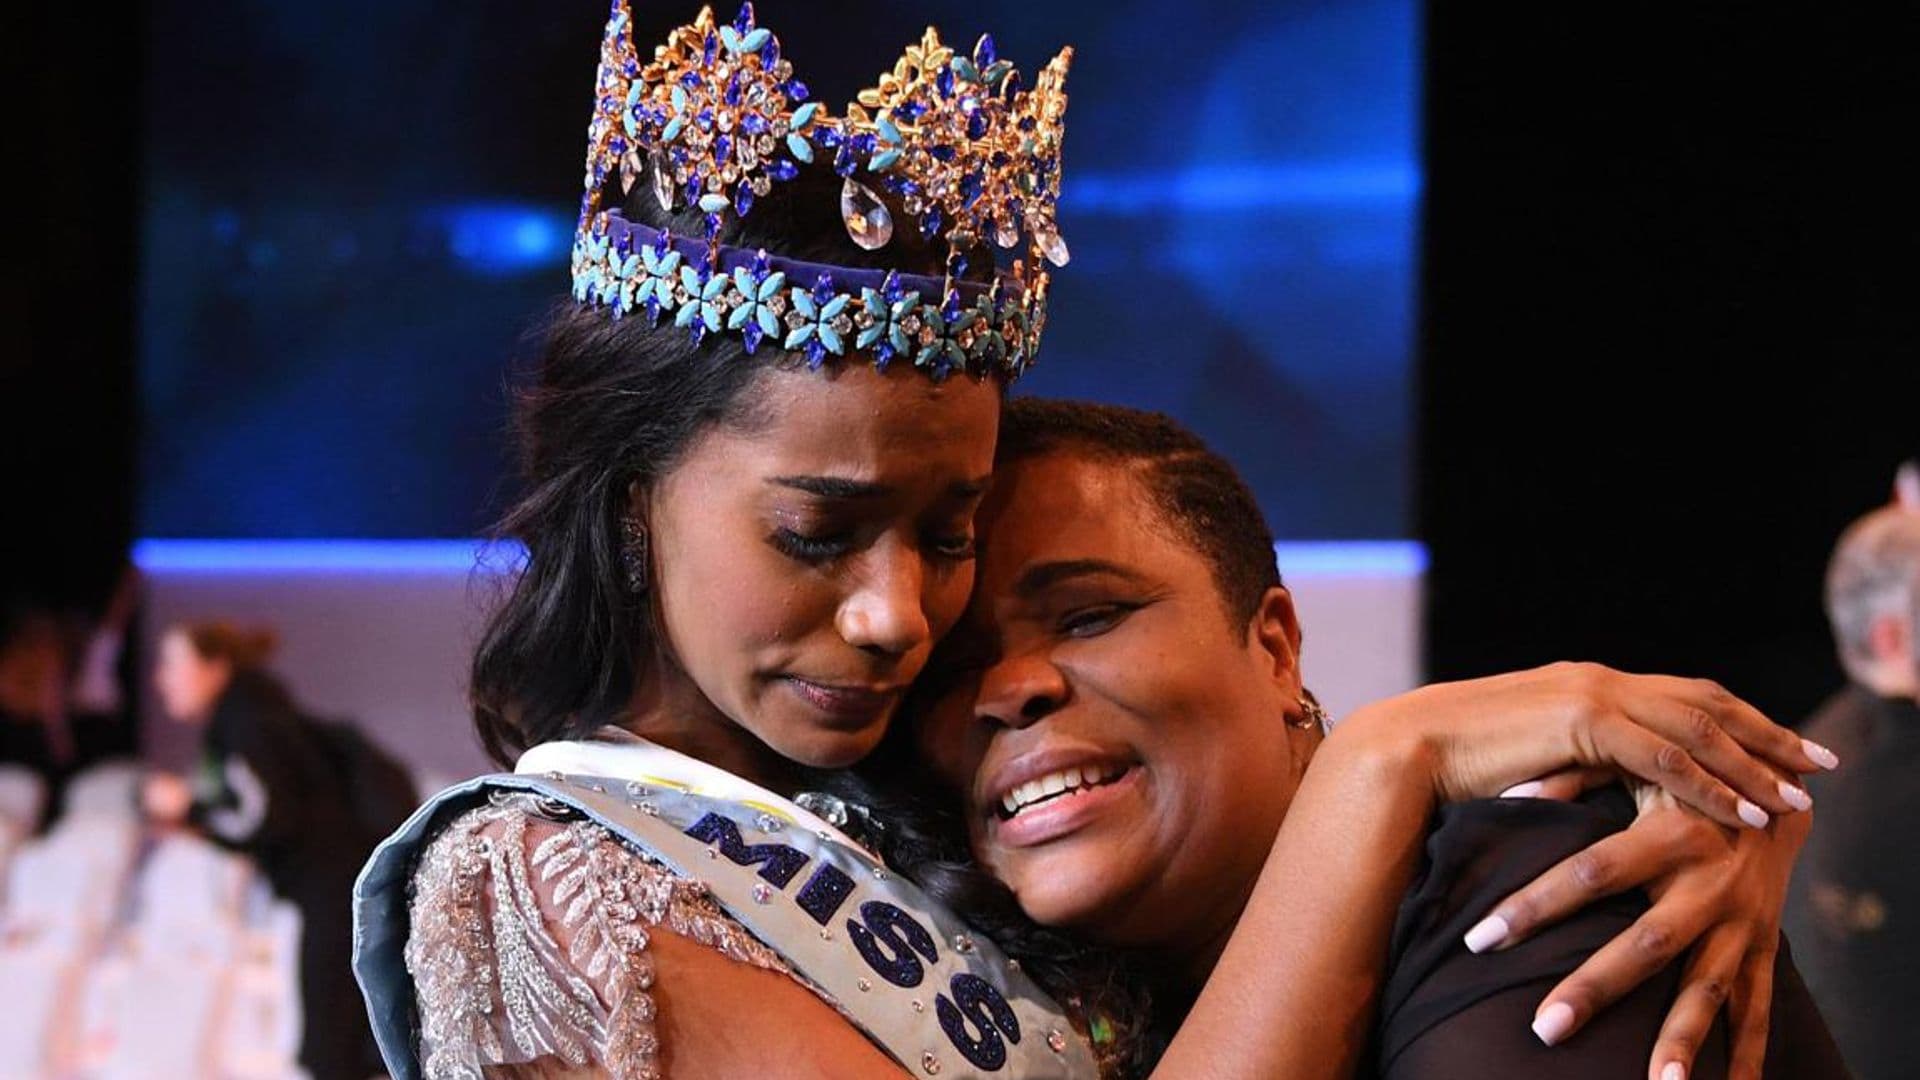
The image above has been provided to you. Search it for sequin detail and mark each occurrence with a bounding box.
[404,794,806,1079]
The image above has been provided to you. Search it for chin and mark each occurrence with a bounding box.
[771,719,891,770]
[998,847,1142,936]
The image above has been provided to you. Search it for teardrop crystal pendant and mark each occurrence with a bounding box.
[620,149,644,196]
[1035,228,1070,267]
[840,177,894,250]
[648,146,676,213]
[994,218,1019,248]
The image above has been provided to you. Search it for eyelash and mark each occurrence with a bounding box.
[768,528,976,565]
[1058,602,1141,638]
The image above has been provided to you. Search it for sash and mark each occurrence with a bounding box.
[353,771,1100,1079]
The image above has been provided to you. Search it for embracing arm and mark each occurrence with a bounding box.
[1147,721,1433,1078]
[1149,664,1827,1080]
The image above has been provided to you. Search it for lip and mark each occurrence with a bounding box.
[987,765,1143,849]
[981,744,1137,808]
[779,676,904,724]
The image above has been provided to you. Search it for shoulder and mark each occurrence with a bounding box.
[406,793,860,1078]
[1377,790,1646,1064]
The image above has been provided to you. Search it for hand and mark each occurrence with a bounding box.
[142,771,193,823]
[1465,782,1809,1080]
[1335,662,1833,831]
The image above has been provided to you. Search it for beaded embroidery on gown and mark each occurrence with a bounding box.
[403,790,819,1080]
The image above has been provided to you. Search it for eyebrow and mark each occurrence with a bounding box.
[1012,558,1151,598]
[768,474,991,500]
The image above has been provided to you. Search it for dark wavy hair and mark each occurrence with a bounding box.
[470,160,981,766]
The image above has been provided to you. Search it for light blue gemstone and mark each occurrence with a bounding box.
[790,102,819,130]
[889,326,911,354]
[757,306,780,336]
[672,86,689,113]
[680,266,703,293]
[740,27,771,53]
[718,26,743,54]
[857,325,885,349]
[875,114,903,145]
[732,267,755,296]
[820,294,850,320]
[727,303,754,330]
[675,303,698,328]
[870,149,902,172]
[697,192,730,213]
[756,271,785,300]
[784,325,814,349]
[662,116,686,142]
[819,325,844,354]
[790,289,816,319]
[702,274,729,299]
[786,133,814,163]
[953,58,979,83]
[702,303,723,331]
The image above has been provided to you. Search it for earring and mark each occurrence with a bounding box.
[1293,691,1329,731]
[620,515,650,593]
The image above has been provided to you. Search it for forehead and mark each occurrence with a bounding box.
[722,363,1000,477]
[975,451,1189,593]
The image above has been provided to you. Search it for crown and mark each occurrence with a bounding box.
[569,1,1072,380]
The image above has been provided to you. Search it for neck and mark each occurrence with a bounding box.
[624,647,803,793]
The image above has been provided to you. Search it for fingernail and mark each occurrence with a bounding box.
[1778,780,1812,811]
[1802,738,1840,771]
[1532,1001,1576,1046]
[1500,781,1545,798]
[1464,914,1510,954]
[1737,799,1770,829]
[1662,1063,1686,1080]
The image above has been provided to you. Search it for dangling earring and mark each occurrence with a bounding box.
[1292,691,1329,731]
[620,514,650,593]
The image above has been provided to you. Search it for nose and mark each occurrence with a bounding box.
[974,648,1067,730]
[835,542,933,658]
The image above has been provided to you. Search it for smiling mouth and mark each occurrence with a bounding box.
[996,762,1133,820]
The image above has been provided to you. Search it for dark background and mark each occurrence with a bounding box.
[7,3,1915,725]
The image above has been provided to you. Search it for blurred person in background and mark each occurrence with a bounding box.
[1784,460,1920,1079]
[0,567,139,828]
[144,620,380,1080]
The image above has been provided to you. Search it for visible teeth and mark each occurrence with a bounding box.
[999,764,1125,818]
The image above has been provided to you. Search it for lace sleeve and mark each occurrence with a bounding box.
[404,793,800,1080]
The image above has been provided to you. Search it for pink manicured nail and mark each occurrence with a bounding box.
[1464,914,1510,954]
[1500,780,1545,799]
[1661,1062,1686,1080]
[1532,1001,1575,1046]
[1736,799,1770,829]
[1802,738,1840,770]
[1778,780,1812,811]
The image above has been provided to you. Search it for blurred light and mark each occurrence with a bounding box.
[133,539,526,575]
[1069,162,1419,216]
[433,203,570,276]
[1276,541,1428,578]
[133,539,1421,579]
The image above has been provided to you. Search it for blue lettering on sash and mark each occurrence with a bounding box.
[846,900,940,988]
[937,972,1022,1070]
[675,808,1026,1071]
[683,812,810,887]
[795,863,857,925]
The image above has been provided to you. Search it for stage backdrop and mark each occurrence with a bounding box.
[139,0,1418,541]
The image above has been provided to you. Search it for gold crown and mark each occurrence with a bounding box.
[569,2,1072,378]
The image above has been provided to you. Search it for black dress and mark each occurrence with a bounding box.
[189,668,380,1080]
[1372,788,1849,1078]
[1784,685,1920,1080]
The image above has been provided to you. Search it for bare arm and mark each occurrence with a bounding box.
[1150,664,1827,1079]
